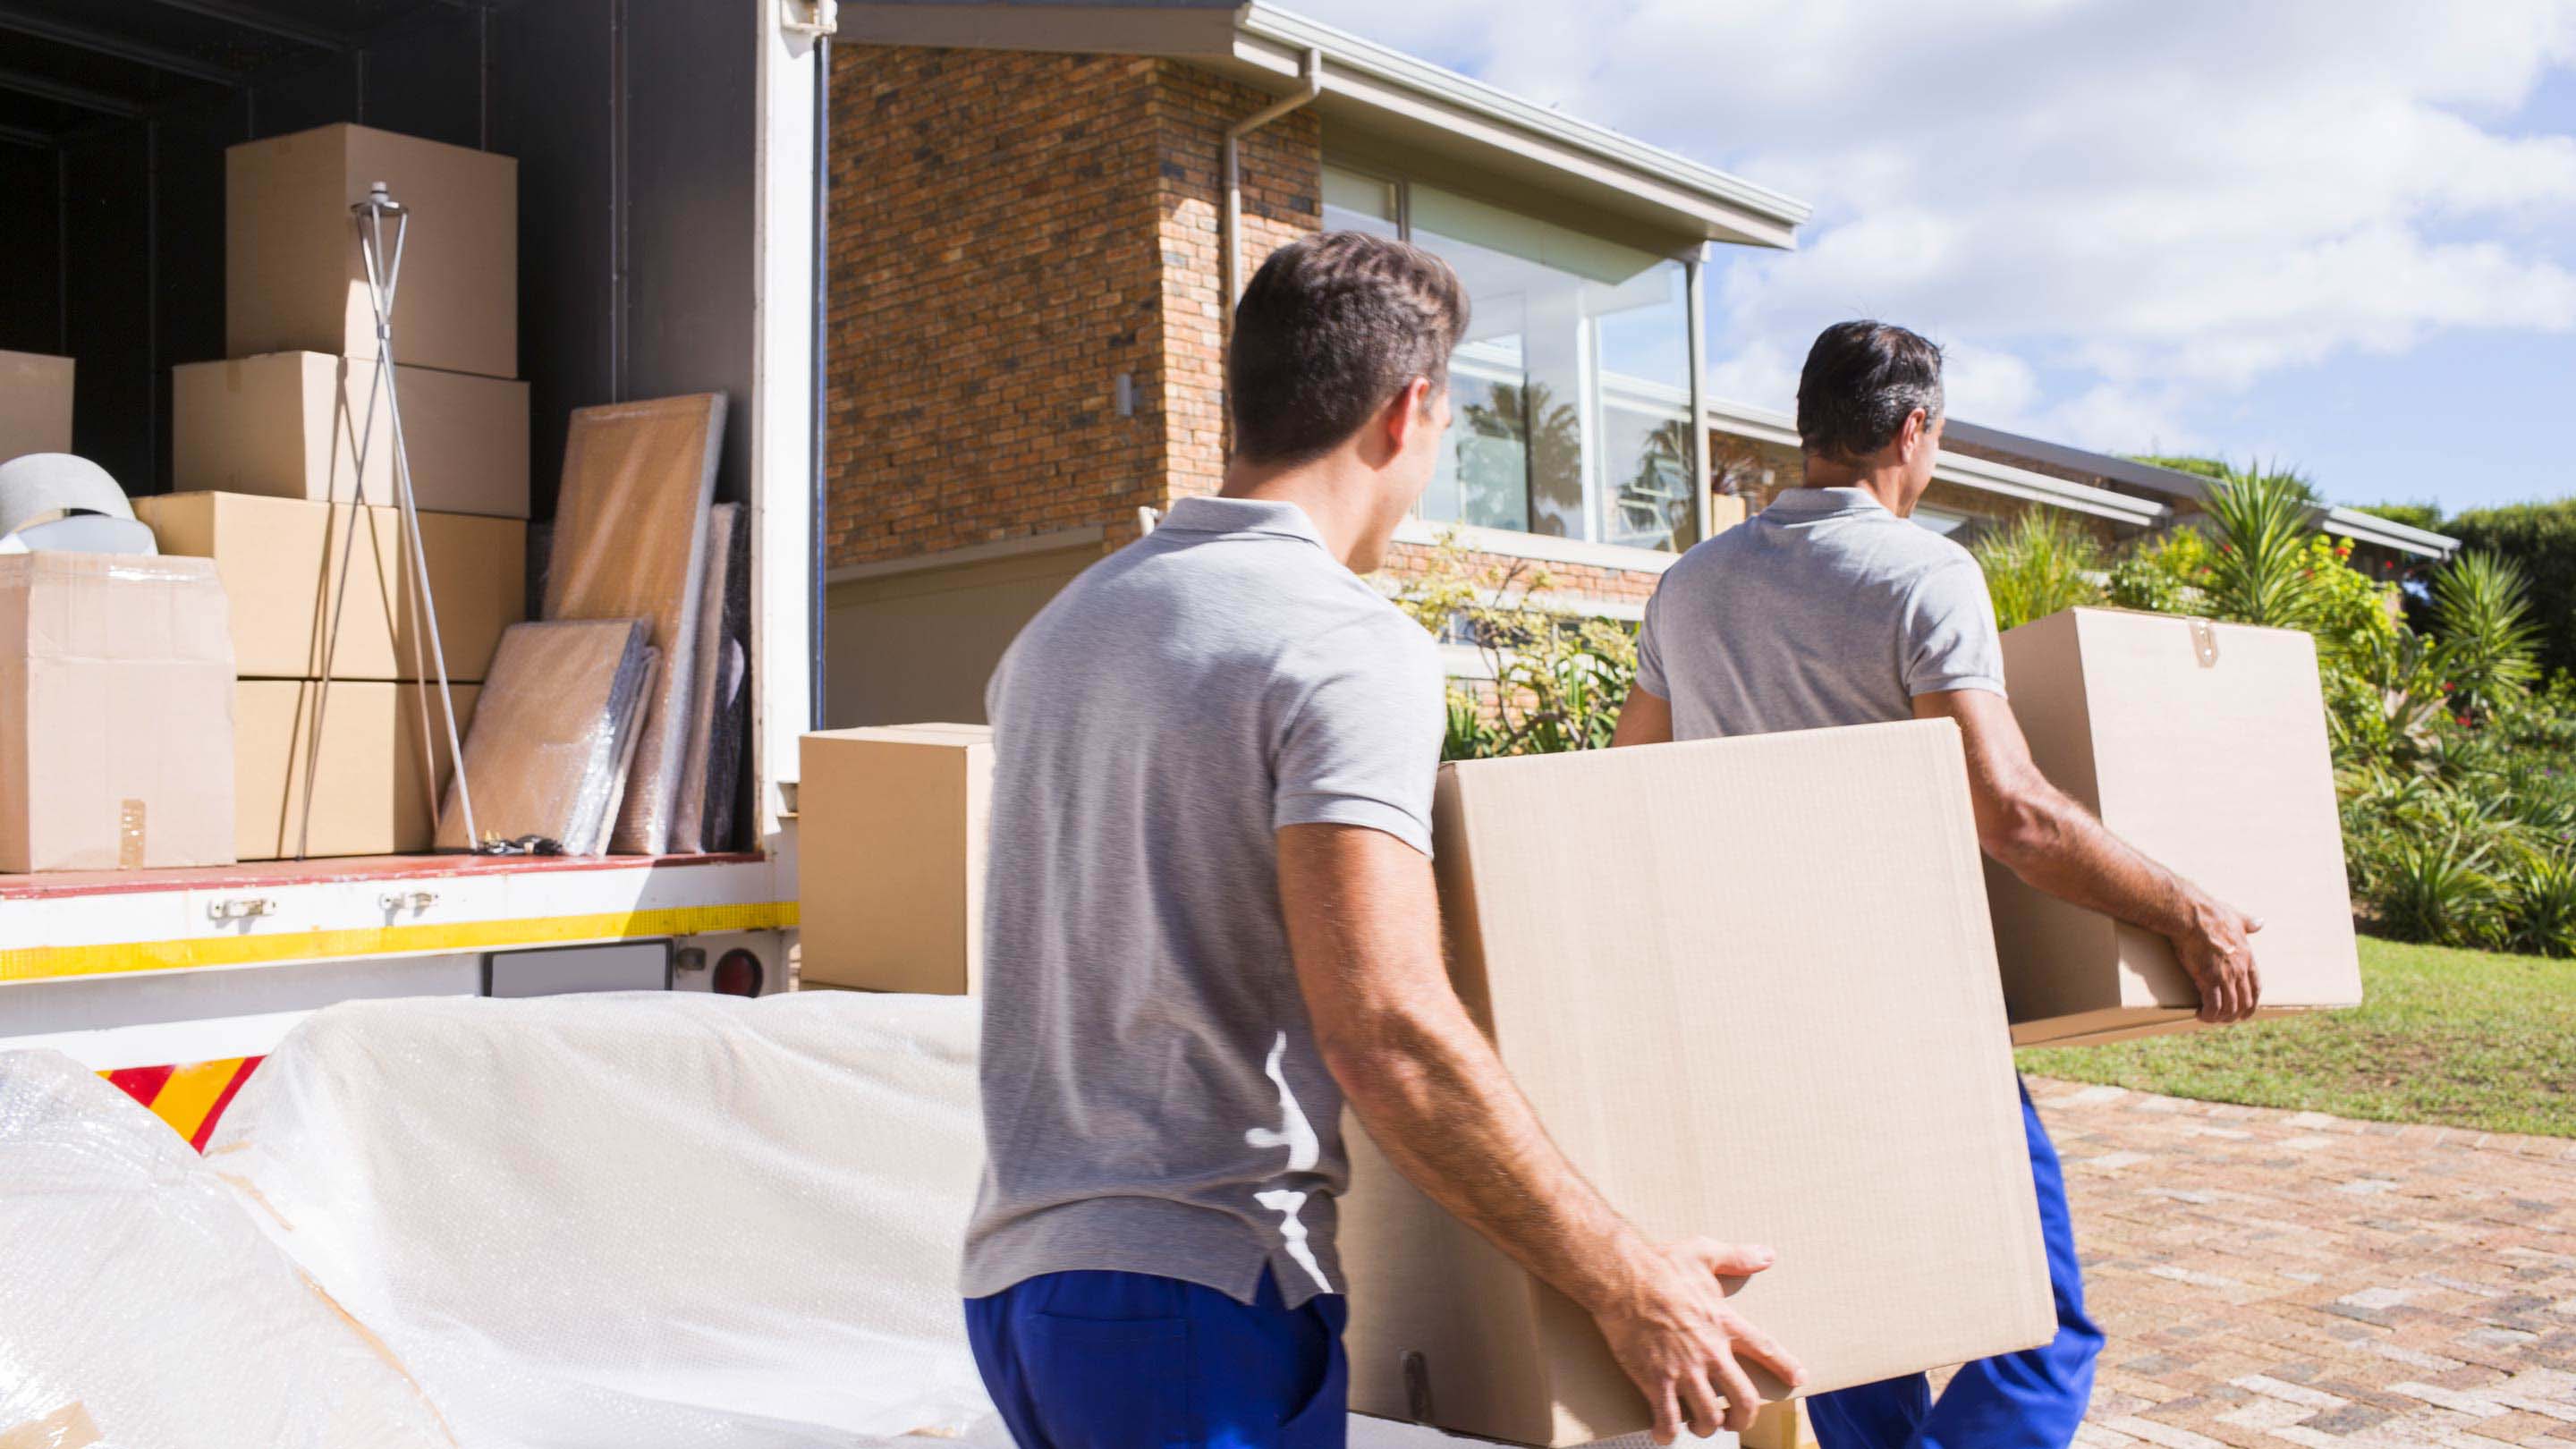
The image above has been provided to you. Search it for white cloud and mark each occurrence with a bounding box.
[1295,0,2576,460]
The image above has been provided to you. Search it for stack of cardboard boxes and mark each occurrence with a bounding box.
[137,123,530,861]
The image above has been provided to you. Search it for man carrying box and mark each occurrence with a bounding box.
[1610,320,2261,1449]
[962,233,1806,1448]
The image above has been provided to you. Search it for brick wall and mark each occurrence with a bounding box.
[824,47,1166,569]
[1143,61,1321,516]
[825,46,1667,612]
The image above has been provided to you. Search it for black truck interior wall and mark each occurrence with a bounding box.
[0,0,759,525]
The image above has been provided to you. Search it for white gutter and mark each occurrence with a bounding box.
[1223,45,1322,316]
[2323,508,2459,562]
[1934,451,2172,528]
[1235,5,1811,239]
[1705,397,2172,529]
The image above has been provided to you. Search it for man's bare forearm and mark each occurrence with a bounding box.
[1332,993,1656,1313]
[1279,825,1653,1317]
[1990,787,2205,939]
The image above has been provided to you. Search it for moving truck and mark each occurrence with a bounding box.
[0,3,835,1073]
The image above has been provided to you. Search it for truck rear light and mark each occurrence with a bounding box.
[712,949,765,997]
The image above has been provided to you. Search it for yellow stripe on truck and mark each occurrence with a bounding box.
[0,902,801,983]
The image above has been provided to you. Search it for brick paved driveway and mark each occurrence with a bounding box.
[2029,1077,2576,1447]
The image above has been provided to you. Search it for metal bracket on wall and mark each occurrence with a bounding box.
[782,0,838,38]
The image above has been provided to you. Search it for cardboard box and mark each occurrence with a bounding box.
[1340,721,2055,1446]
[135,491,524,683]
[174,352,530,518]
[0,554,236,872]
[0,350,73,462]
[235,680,480,860]
[1987,607,2363,1046]
[796,724,991,994]
[227,123,517,380]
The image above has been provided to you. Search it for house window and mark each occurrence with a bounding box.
[1324,163,1699,554]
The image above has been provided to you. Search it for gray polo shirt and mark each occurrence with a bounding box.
[1637,486,2006,736]
[962,496,1445,1309]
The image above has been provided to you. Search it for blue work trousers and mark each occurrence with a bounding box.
[1809,1079,2104,1449]
[965,1267,1347,1448]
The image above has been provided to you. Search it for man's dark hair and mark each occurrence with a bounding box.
[1795,320,1945,463]
[1227,232,1470,465]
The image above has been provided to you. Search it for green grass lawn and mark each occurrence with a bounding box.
[2016,936,2576,1138]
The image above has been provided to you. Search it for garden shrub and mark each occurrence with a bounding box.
[2445,498,2576,679]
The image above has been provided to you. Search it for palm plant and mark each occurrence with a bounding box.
[2503,852,2576,959]
[2199,462,2325,627]
[2368,832,2506,947]
[1970,510,2108,631]
[2430,549,2542,720]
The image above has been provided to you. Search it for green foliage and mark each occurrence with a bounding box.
[2105,527,2216,616]
[1388,529,1638,761]
[2340,681,2576,957]
[2432,550,2546,718]
[2444,498,2576,680]
[2127,453,2233,483]
[2199,464,2334,627]
[2370,834,2508,949]
[1970,510,2107,631]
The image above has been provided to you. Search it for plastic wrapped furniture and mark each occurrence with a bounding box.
[0,1050,454,1449]
[206,990,995,1446]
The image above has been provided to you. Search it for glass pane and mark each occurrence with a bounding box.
[1411,185,1697,550]
[1321,165,1399,238]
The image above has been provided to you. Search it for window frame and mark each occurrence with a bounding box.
[1324,157,1711,564]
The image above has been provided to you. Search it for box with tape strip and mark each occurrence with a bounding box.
[0,553,236,873]
[1987,607,2363,1046]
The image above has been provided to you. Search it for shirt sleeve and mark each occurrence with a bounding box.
[1273,614,1446,856]
[1902,555,2009,698]
[1633,584,1671,700]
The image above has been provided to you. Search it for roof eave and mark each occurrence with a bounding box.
[834,2,1810,250]
[1707,398,2171,528]
[1234,6,1809,248]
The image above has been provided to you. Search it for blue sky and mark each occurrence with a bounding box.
[1292,1,2576,516]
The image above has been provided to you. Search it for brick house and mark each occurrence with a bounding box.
[820,3,1810,724]
[818,5,2456,727]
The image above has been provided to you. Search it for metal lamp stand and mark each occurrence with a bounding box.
[297,182,480,857]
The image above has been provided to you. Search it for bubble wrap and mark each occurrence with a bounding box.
[0,1050,455,1449]
[203,990,994,1447]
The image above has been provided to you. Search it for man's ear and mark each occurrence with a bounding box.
[1384,377,1436,455]
[1899,407,1931,461]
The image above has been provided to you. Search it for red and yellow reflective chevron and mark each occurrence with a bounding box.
[101,1057,262,1151]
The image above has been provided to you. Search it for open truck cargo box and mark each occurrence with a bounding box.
[1340,721,2056,1446]
[1988,608,2364,1046]
[0,4,818,1022]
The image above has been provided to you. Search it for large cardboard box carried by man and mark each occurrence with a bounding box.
[0,554,235,873]
[1987,607,2363,1046]
[1338,719,2056,1447]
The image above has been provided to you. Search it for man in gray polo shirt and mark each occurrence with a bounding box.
[1612,320,2260,1449]
[962,233,1804,1448]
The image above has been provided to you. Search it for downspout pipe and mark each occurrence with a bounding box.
[1223,47,1323,319]
[809,31,831,732]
